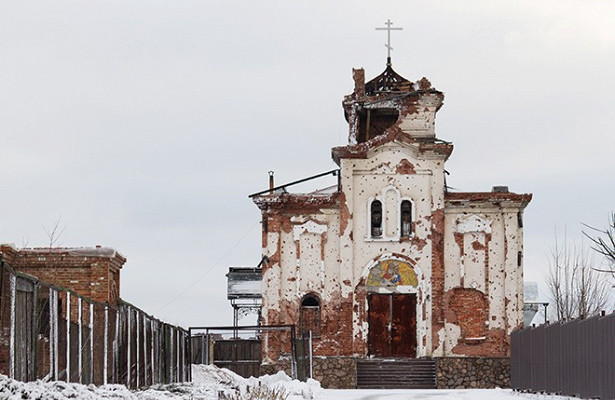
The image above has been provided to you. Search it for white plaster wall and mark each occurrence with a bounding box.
[341,141,448,357]
[398,94,441,138]
[321,209,342,304]
[260,140,526,359]
[279,228,297,302]
[274,215,342,304]
[516,213,525,330]
[488,212,507,331]
[261,230,281,361]
[503,209,522,333]
[464,232,486,292]
[263,231,281,314]
[261,210,342,333]
[442,206,525,355]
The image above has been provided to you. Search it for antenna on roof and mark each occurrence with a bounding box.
[375,19,403,66]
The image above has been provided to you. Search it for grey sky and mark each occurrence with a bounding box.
[1,1,614,327]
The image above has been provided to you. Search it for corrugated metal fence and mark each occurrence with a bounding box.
[511,312,615,400]
[0,262,189,388]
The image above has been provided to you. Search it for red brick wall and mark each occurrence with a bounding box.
[0,245,125,305]
[0,245,125,376]
[445,287,508,357]
[446,287,488,339]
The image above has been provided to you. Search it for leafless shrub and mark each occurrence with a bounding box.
[583,212,615,275]
[43,216,65,248]
[546,231,610,321]
[218,383,289,400]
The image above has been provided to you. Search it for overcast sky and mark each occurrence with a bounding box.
[1,1,614,327]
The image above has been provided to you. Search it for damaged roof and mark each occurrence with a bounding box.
[364,61,414,94]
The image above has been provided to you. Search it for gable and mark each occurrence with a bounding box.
[331,130,453,166]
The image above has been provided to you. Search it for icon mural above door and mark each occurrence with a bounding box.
[367,259,418,287]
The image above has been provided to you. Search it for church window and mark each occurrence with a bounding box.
[300,294,321,337]
[400,200,412,237]
[371,200,383,238]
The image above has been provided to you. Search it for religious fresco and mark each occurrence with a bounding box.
[367,259,418,287]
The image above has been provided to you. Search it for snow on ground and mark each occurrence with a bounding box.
[318,388,578,400]
[0,366,579,400]
[189,364,321,399]
[0,364,320,399]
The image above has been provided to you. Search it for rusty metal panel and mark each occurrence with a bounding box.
[368,294,391,357]
[391,294,416,358]
[368,294,417,358]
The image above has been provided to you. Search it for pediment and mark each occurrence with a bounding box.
[331,130,453,165]
[366,140,421,160]
[454,214,492,234]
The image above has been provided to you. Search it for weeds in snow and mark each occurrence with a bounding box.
[218,382,289,400]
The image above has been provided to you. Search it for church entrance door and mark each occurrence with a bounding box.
[367,293,417,357]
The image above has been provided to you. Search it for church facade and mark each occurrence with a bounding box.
[252,60,531,388]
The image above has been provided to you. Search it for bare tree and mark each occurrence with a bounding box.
[43,217,65,248]
[583,212,615,274]
[546,232,610,321]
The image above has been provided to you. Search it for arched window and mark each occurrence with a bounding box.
[401,200,412,237]
[300,294,321,337]
[371,200,383,238]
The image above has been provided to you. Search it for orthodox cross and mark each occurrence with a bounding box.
[375,19,403,64]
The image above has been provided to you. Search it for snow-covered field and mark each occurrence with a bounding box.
[0,366,575,400]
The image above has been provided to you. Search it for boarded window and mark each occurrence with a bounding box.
[400,200,412,237]
[371,200,383,238]
[300,295,321,337]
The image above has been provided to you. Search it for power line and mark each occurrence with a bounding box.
[155,219,260,314]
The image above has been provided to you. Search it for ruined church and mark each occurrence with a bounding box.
[251,55,532,388]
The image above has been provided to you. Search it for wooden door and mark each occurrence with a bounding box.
[368,294,416,358]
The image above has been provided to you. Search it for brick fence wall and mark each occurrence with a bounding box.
[0,260,189,388]
[0,245,125,304]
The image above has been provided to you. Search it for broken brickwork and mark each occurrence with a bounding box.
[252,59,531,388]
[0,244,125,305]
[0,253,189,387]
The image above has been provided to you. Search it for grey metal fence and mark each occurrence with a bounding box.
[0,262,190,388]
[511,312,615,400]
[189,325,307,380]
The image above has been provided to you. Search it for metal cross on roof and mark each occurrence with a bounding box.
[375,19,403,65]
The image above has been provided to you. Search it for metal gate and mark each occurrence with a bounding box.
[213,339,261,378]
[295,333,313,381]
[190,325,311,380]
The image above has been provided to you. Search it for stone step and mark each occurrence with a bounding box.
[356,358,437,389]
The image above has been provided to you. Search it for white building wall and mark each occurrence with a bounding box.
[339,142,447,357]
[257,142,528,359]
